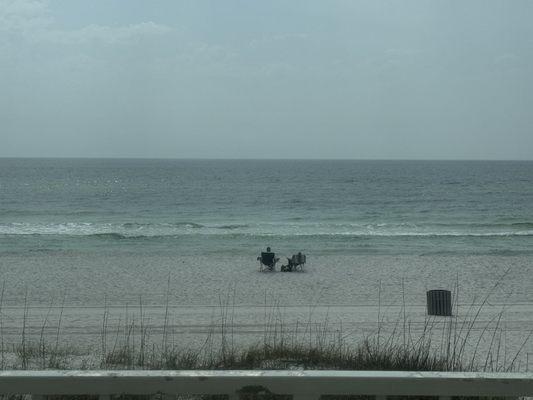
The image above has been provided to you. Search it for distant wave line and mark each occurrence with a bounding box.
[1,231,532,239]
[1,221,533,230]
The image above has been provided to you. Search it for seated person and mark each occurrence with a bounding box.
[287,252,306,271]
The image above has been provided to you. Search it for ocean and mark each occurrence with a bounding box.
[1,158,533,362]
[2,158,532,257]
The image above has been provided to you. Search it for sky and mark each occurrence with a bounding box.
[1,0,532,160]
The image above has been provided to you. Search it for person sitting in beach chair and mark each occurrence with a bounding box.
[257,247,279,271]
[281,252,306,272]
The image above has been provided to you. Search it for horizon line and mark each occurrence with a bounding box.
[0,156,532,162]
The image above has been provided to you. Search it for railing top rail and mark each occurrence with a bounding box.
[1,370,533,396]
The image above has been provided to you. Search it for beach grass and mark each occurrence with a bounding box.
[0,275,529,399]
[0,283,527,373]
[0,307,521,400]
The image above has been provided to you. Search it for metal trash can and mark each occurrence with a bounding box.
[426,289,452,316]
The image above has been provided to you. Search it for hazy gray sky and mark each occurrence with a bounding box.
[1,0,532,159]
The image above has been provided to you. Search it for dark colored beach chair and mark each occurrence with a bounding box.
[258,252,279,272]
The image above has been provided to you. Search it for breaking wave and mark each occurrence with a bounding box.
[0,221,532,239]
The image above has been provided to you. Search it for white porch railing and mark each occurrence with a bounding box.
[1,370,533,399]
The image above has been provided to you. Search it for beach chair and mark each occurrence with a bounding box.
[257,252,279,272]
[291,252,306,271]
[281,253,306,272]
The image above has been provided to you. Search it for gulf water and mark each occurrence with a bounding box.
[1,159,532,256]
